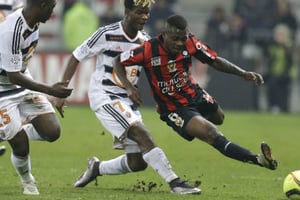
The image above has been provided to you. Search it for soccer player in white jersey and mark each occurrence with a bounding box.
[0,0,24,21]
[55,0,200,195]
[0,0,24,156]
[0,0,72,195]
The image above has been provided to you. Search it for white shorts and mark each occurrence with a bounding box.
[94,99,142,154]
[0,90,55,140]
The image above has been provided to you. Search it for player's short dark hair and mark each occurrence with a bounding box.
[166,15,188,30]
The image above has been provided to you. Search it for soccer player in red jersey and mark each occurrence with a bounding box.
[114,15,278,174]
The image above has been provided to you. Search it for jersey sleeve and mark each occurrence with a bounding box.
[0,30,23,72]
[187,35,218,64]
[119,45,145,67]
[13,0,24,10]
[72,27,108,61]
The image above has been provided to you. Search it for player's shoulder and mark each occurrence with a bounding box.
[139,30,151,40]
[0,10,23,32]
[98,21,121,34]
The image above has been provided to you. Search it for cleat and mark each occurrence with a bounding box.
[74,157,100,187]
[258,142,278,170]
[169,178,201,195]
[0,145,6,156]
[22,180,39,195]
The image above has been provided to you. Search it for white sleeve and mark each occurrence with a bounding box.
[0,30,22,72]
[13,0,24,10]
[73,28,108,61]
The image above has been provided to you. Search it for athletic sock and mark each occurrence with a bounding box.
[99,154,132,175]
[143,147,178,183]
[23,124,43,141]
[212,135,259,164]
[11,153,34,182]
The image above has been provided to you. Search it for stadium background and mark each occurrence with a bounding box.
[32,0,300,112]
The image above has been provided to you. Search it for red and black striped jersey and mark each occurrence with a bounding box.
[120,33,218,113]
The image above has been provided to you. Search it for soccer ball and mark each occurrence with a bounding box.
[283,170,300,199]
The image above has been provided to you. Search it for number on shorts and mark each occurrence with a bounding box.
[112,101,125,112]
[168,112,184,128]
[0,109,11,127]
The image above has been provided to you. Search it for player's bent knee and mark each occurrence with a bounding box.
[129,160,148,172]
[127,154,148,172]
[42,126,61,142]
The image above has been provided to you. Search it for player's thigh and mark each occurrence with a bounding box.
[185,115,219,143]
[95,100,142,151]
[0,97,23,140]
[19,92,55,123]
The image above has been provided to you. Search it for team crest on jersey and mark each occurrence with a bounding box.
[182,50,188,57]
[167,60,177,72]
[151,57,161,66]
[79,45,89,55]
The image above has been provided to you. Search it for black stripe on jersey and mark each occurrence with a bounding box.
[102,79,116,86]
[21,40,38,54]
[103,104,130,129]
[102,79,138,89]
[87,23,119,48]
[22,26,38,40]
[105,90,128,98]
[0,70,7,76]
[0,4,12,10]
[0,87,25,97]
[103,50,121,58]
[12,17,23,54]
[104,64,113,73]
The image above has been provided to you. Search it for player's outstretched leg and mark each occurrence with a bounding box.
[257,142,278,170]
[74,157,100,187]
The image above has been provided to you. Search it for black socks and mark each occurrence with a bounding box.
[212,135,259,164]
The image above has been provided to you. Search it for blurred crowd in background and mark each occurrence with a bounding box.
[31,0,300,113]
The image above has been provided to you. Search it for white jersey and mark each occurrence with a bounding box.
[0,9,39,93]
[0,0,23,20]
[73,21,150,111]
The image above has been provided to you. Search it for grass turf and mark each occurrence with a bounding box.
[0,106,298,200]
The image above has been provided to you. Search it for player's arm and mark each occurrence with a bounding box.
[210,56,264,85]
[7,71,72,98]
[54,54,80,117]
[61,55,80,85]
[113,54,142,107]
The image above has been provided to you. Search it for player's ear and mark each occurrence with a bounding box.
[124,8,131,17]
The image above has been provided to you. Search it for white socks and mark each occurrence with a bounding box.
[98,147,178,183]
[11,153,34,183]
[99,154,132,175]
[143,147,178,183]
[23,124,43,141]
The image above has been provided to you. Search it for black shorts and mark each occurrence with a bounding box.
[160,90,219,141]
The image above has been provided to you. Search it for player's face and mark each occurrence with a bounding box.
[127,5,150,32]
[39,0,56,23]
[163,27,188,56]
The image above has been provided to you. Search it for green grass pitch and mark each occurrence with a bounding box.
[0,106,299,200]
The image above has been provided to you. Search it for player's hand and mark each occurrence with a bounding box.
[54,98,67,118]
[242,71,264,85]
[49,81,73,98]
[127,85,142,107]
